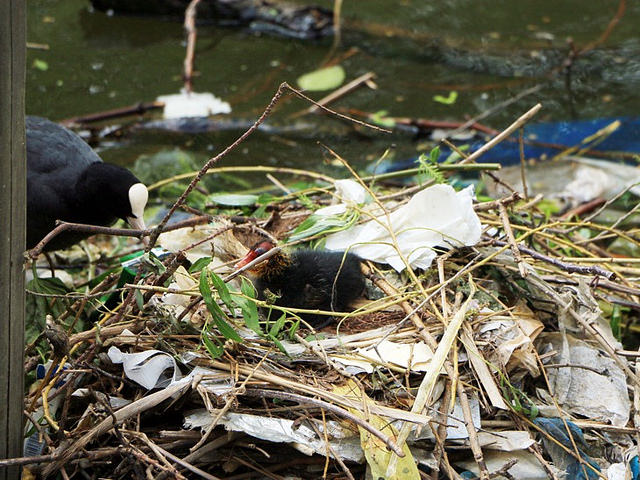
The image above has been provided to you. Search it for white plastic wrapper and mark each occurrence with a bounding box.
[157,89,231,119]
[108,346,182,390]
[325,184,482,271]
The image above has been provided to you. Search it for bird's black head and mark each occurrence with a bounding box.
[75,163,148,229]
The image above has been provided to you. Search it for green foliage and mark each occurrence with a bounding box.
[287,210,358,242]
[416,147,446,185]
[295,192,315,210]
[133,149,200,186]
[536,198,561,219]
[499,374,539,419]
[199,270,243,344]
[233,278,260,334]
[610,304,622,340]
[26,275,70,343]
[189,257,212,274]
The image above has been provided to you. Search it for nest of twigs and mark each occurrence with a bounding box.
[21,94,640,480]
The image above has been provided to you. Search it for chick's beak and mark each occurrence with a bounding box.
[127,215,149,247]
[234,251,256,270]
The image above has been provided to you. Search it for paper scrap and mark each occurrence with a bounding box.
[184,409,363,462]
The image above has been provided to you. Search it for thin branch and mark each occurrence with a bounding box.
[28,215,210,258]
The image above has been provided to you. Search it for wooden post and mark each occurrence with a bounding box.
[0,0,26,478]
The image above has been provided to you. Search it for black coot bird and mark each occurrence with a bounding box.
[235,241,365,328]
[26,116,148,251]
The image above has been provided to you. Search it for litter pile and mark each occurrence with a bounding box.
[23,115,640,480]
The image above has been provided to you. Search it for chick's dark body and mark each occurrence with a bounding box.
[255,249,365,328]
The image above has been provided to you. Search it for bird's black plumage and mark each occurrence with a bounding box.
[26,116,145,251]
[238,242,366,328]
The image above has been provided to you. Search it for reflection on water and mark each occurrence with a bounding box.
[27,0,640,177]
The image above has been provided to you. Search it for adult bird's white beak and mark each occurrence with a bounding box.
[127,183,150,247]
[127,215,149,247]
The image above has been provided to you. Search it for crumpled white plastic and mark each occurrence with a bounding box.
[325,184,482,271]
[157,89,231,119]
[315,179,367,216]
[108,346,182,390]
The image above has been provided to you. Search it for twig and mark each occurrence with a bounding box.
[42,380,191,477]
[28,215,209,258]
[498,200,528,277]
[456,381,489,480]
[389,279,477,476]
[130,430,220,480]
[183,0,202,93]
[474,191,521,212]
[60,101,164,126]
[462,103,541,164]
[488,239,616,280]
[518,127,529,199]
[578,0,626,54]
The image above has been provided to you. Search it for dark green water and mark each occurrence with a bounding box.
[26,0,640,177]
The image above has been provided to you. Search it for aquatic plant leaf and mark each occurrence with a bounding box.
[297,65,345,92]
[369,110,396,128]
[287,213,354,242]
[209,193,259,206]
[433,91,458,105]
[33,59,48,71]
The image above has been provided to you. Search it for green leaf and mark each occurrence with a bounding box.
[33,59,49,71]
[199,271,242,342]
[135,289,144,311]
[189,256,212,274]
[288,319,300,339]
[209,193,259,206]
[287,213,355,242]
[208,271,234,311]
[369,110,396,128]
[297,65,345,92]
[429,146,441,164]
[269,313,287,337]
[267,333,288,355]
[433,91,458,105]
[417,151,445,184]
[31,276,69,295]
[237,278,260,334]
[201,330,224,359]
